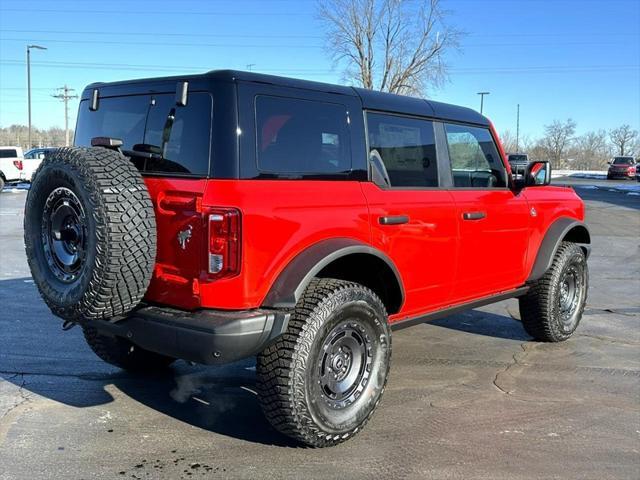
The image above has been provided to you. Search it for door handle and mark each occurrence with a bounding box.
[379,215,409,225]
[463,211,486,221]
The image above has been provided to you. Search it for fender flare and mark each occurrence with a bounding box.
[262,238,405,310]
[527,217,591,282]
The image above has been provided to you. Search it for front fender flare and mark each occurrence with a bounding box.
[527,217,591,282]
[262,238,404,310]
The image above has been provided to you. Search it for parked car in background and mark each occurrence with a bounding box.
[506,153,530,177]
[0,146,25,191]
[24,147,56,182]
[607,156,636,180]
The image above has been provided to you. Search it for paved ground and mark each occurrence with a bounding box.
[1,178,639,480]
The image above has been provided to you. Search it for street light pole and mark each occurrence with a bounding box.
[477,91,490,114]
[26,44,47,149]
[516,103,520,152]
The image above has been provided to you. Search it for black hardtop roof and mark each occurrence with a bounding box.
[83,69,489,126]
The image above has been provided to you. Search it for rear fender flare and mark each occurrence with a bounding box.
[262,238,404,311]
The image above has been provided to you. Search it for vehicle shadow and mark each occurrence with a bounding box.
[1,276,529,446]
[428,307,531,341]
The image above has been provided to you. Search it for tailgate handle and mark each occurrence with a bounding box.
[463,211,486,221]
[379,215,409,225]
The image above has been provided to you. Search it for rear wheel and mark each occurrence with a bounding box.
[0,176,5,192]
[83,326,175,372]
[257,278,391,447]
[519,242,588,342]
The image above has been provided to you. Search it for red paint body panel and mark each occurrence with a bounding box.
[449,189,530,302]
[360,183,458,320]
[521,185,585,278]
[142,175,585,318]
[143,178,370,310]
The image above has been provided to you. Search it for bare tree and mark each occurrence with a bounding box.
[540,119,576,168]
[499,130,517,154]
[609,124,638,156]
[318,0,461,96]
[572,130,610,170]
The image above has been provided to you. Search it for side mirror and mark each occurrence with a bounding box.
[524,160,551,187]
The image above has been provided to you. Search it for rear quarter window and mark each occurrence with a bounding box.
[255,95,351,175]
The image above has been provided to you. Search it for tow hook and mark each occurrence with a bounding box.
[62,320,77,331]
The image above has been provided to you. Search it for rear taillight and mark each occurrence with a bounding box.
[13,160,23,170]
[207,208,241,278]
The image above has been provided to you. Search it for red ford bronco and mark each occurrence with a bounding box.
[24,71,590,447]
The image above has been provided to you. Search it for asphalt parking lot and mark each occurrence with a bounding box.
[1,178,639,480]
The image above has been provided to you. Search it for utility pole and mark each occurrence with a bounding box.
[246,63,256,71]
[477,92,490,114]
[52,85,78,146]
[27,44,47,148]
[516,104,520,152]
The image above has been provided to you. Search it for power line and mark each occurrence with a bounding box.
[0,28,324,39]
[51,85,78,147]
[0,8,310,16]
[0,37,323,49]
[2,28,636,40]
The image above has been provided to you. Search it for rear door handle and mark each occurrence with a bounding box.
[379,215,409,225]
[463,211,486,220]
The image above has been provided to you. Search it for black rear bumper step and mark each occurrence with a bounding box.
[86,305,290,365]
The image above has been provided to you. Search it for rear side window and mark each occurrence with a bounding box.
[366,112,438,187]
[445,123,507,188]
[255,95,351,175]
[75,93,212,176]
[0,149,18,158]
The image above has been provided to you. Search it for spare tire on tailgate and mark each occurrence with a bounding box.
[24,147,156,321]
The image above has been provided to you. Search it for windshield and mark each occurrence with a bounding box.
[508,154,528,162]
[612,157,634,165]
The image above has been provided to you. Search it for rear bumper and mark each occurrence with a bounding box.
[88,305,290,365]
[608,170,634,178]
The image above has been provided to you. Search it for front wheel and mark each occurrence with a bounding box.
[519,242,588,342]
[257,278,391,447]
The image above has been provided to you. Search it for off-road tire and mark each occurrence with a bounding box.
[519,242,588,342]
[24,147,156,321]
[83,326,174,372]
[257,278,391,447]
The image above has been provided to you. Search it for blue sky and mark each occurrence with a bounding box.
[0,0,639,140]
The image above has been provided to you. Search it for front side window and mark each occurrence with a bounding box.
[256,95,351,175]
[366,112,438,187]
[445,123,506,188]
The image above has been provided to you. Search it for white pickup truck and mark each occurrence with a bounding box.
[0,146,26,191]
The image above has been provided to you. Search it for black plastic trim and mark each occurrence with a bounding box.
[391,287,529,331]
[527,218,591,282]
[262,238,405,310]
[86,305,290,365]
